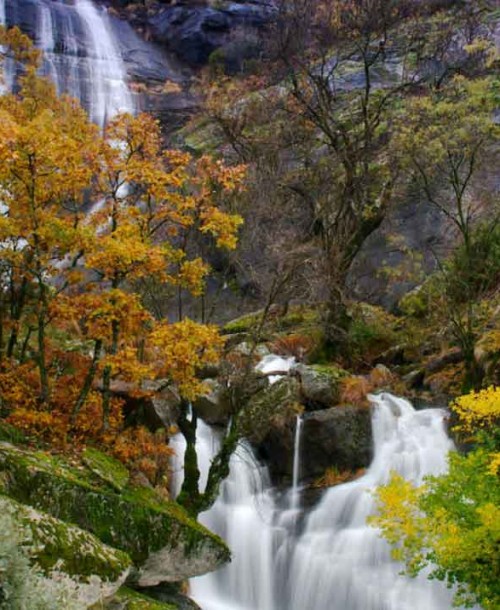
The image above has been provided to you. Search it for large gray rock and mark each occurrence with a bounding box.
[193,379,231,425]
[0,495,131,607]
[258,404,373,485]
[301,406,373,480]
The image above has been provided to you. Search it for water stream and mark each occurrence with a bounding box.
[175,393,457,610]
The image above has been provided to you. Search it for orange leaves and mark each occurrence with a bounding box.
[112,426,173,487]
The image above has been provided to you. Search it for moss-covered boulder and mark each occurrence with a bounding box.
[0,443,230,587]
[237,376,301,444]
[295,364,348,409]
[0,494,131,606]
[101,586,178,609]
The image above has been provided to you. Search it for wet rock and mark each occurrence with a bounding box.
[258,404,372,485]
[238,376,301,444]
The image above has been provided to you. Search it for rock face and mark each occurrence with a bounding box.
[149,1,275,68]
[193,379,231,425]
[0,495,131,607]
[0,442,230,587]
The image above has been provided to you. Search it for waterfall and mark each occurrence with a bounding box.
[1,0,135,126]
[73,0,134,126]
[191,442,277,610]
[189,393,458,610]
[290,414,302,513]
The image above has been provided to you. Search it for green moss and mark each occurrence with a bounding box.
[83,447,129,491]
[1,494,131,582]
[103,587,177,609]
[0,442,230,570]
[0,422,26,444]
[310,364,348,380]
[238,377,301,443]
[223,306,320,336]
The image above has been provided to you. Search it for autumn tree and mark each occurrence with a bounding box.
[0,27,246,493]
[0,26,100,402]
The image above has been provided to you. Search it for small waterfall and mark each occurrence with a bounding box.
[191,442,277,610]
[190,393,458,610]
[290,414,302,513]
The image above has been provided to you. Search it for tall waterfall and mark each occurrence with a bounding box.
[188,393,458,610]
[0,0,134,125]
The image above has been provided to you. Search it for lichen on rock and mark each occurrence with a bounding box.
[0,442,230,587]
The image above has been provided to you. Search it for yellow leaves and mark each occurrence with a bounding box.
[101,347,153,383]
[199,205,243,250]
[488,453,500,476]
[178,258,210,296]
[452,386,500,436]
[150,319,224,401]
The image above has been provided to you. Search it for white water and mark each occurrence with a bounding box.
[255,354,295,385]
[169,417,222,499]
[190,393,457,610]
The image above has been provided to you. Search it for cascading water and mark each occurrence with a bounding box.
[1,0,134,125]
[73,0,134,126]
[189,393,458,610]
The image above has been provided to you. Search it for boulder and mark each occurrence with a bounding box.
[294,363,347,410]
[258,403,372,485]
[107,380,181,431]
[300,406,373,480]
[0,495,131,607]
[0,443,230,588]
[238,376,301,444]
[103,586,179,609]
[193,379,230,425]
